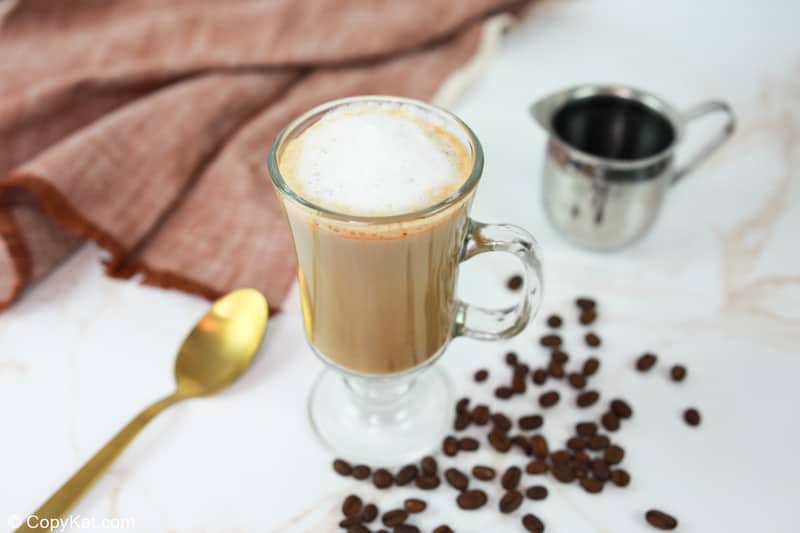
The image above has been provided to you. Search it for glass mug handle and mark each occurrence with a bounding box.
[453,219,544,340]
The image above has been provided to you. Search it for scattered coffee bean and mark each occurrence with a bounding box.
[340,515,359,528]
[505,351,519,365]
[512,434,534,456]
[577,390,600,407]
[501,466,522,490]
[550,449,570,464]
[492,413,512,432]
[488,429,512,453]
[512,375,527,395]
[547,361,565,379]
[459,437,479,451]
[382,509,408,527]
[421,456,438,475]
[580,477,604,494]
[415,475,440,490]
[403,498,426,514]
[592,458,610,481]
[394,525,420,533]
[579,309,597,325]
[361,503,378,522]
[530,435,549,458]
[576,296,596,310]
[684,407,701,426]
[670,365,687,382]
[582,357,600,376]
[347,524,370,533]
[589,434,610,450]
[573,450,590,464]
[526,460,549,475]
[539,390,560,408]
[568,372,587,389]
[472,465,496,481]
[499,490,524,513]
[540,334,562,347]
[645,509,678,530]
[507,274,523,291]
[610,399,633,419]
[352,465,371,480]
[567,437,586,451]
[552,462,576,483]
[342,495,363,517]
[445,467,470,492]
[474,369,489,382]
[576,421,598,436]
[373,468,393,489]
[604,445,625,465]
[525,485,548,500]
[532,368,548,385]
[585,332,601,347]
[636,353,657,372]
[395,464,418,486]
[522,513,545,533]
[442,436,459,457]
[550,350,569,364]
[454,412,471,431]
[334,459,352,477]
[374,529,388,533]
[456,489,488,510]
[495,386,513,399]
[433,526,453,533]
[519,414,544,430]
[547,314,563,328]
[610,469,631,487]
[471,404,491,425]
[601,412,620,432]
[573,465,588,479]
[456,397,470,413]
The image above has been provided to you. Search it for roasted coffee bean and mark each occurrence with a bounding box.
[352,465,371,480]
[415,475,440,490]
[433,526,453,533]
[610,469,631,487]
[531,368,548,385]
[454,412,471,431]
[334,459,352,477]
[495,386,513,399]
[670,365,687,382]
[577,390,600,407]
[580,477,604,494]
[339,516,359,528]
[576,296,596,310]
[550,350,569,364]
[579,309,597,325]
[456,397,470,413]
[471,404,491,425]
[474,369,489,382]
[488,430,512,453]
[395,464,419,486]
[442,435,459,457]
[459,437,479,451]
[567,437,586,451]
[547,314,563,328]
[573,450,590,464]
[592,458,610,481]
[505,351,519,365]
[394,526,420,533]
[610,399,633,419]
[342,495,363,517]
[645,509,678,530]
[519,414,544,430]
[512,370,527,394]
[421,456,438,475]
[373,468,393,489]
[547,361,565,379]
[589,434,610,450]
[456,489,488,510]
[550,449,570,464]
[361,503,378,522]
[576,421,598,436]
[582,357,600,376]
[375,530,388,533]
[604,445,625,465]
[540,334,562,347]
[472,465,496,481]
[552,463,576,483]
[530,435,549,458]
[573,466,587,479]
[585,333,601,346]
[636,353,657,372]
[539,390,560,407]
[382,509,408,527]
[522,513,545,533]
[492,413,512,432]
[499,490,524,513]
[525,485,548,501]
[445,467,470,491]
[404,498,426,514]
[684,407,701,426]
[507,274,523,291]
[501,466,522,490]
[568,372,587,389]
[526,459,548,475]
[346,524,370,533]
[601,412,620,432]
[512,435,534,456]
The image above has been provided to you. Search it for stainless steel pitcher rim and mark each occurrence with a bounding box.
[530,84,685,171]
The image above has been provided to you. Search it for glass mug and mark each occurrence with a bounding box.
[268,96,543,464]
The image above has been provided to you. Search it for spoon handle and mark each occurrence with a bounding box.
[16,393,183,532]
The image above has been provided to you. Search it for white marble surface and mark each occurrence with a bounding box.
[2,0,799,531]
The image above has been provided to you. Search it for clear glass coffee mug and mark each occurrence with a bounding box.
[268,96,543,465]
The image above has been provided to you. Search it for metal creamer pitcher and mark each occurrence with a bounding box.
[532,85,735,250]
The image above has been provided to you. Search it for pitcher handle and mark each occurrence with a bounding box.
[673,100,736,184]
[453,219,543,340]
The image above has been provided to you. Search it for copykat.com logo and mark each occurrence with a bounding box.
[7,514,136,531]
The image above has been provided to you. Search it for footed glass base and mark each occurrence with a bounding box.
[308,367,453,466]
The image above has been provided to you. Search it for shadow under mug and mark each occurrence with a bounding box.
[268,95,544,464]
[532,85,736,250]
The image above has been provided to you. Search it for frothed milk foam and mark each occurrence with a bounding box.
[278,102,474,374]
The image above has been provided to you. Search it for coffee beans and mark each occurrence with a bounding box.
[443,436,459,457]
[492,413,512,432]
[394,526,420,533]
[610,399,633,419]
[361,504,378,522]
[456,397,470,413]
[471,465,496,481]
[404,499,426,514]
[531,435,549,458]
[579,309,597,325]
[395,464,418,486]
[507,274,523,291]
[636,353,657,372]
[610,469,631,487]
[334,459,352,477]
[499,490,524,513]
[576,421,597,436]
[576,296,596,310]
[352,465,371,480]
[522,513,545,532]
[421,456,437,475]
[459,437,479,451]
[568,372,587,389]
[519,414,544,430]
[474,369,489,382]
[547,314,562,328]
[525,485,548,500]
[445,467,469,491]
[472,404,490,425]
[488,429,512,453]
[540,334,562,347]
[567,437,586,451]
[347,525,370,533]
[382,509,408,527]
[589,434,610,450]
[552,462,575,483]
[580,477,604,493]
[684,407,701,426]
[501,466,521,490]
[415,475,440,490]
[582,357,600,376]
[539,390,560,407]
[645,509,678,530]
[550,350,569,364]
[585,332,601,346]
[532,368,548,385]
[373,468,393,489]
[604,445,625,465]
[454,412,471,431]
[526,460,548,475]
[601,412,620,432]
[577,390,600,407]
[495,386,513,399]
[342,495,363,517]
[592,458,610,481]
[670,365,687,382]
[432,526,453,533]
[456,489,488,510]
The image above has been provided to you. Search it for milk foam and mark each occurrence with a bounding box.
[279,102,471,216]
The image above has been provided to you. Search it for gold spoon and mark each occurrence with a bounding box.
[16,288,268,532]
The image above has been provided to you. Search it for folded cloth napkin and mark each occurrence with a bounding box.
[0,0,529,312]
